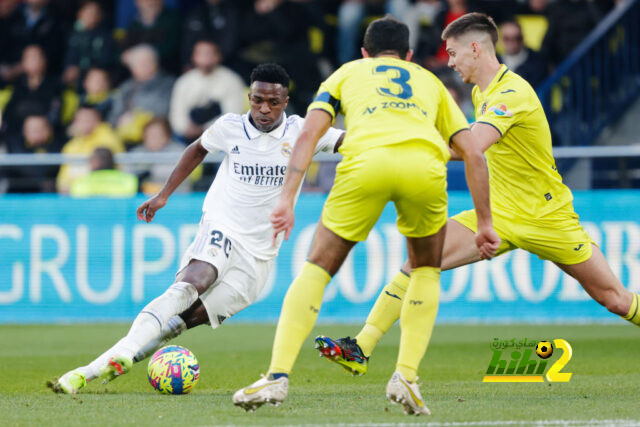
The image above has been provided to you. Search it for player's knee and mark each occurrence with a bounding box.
[178,262,218,294]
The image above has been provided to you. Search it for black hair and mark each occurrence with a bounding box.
[77,103,103,120]
[441,12,499,46]
[250,63,290,90]
[363,15,410,58]
[91,147,115,170]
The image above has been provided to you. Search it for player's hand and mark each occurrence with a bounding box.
[270,198,295,246]
[475,225,501,260]
[137,194,168,223]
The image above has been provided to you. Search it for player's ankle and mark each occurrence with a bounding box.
[268,372,289,380]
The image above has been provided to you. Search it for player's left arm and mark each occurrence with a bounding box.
[271,109,332,241]
[449,122,501,160]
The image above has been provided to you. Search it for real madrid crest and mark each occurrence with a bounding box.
[481,102,487,116]
[281,142,292,157]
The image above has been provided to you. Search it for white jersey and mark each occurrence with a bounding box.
[200,112,342,260]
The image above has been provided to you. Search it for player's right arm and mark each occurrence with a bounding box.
[450,129,501,259]
[137,138,208,223]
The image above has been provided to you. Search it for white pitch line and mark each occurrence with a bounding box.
[270,420,640,427]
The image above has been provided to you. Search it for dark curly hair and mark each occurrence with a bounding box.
[250,63,290,90]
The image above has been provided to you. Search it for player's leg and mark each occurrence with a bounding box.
[234,151,390,411]
[51,260,218,394]
[555,244,637,324]
[514,211,638,325]
[264,150,396,380]
[111,260,216,362]
[267,222,356,376]
[233,222,356,411]
[132,299,208,363]
[321,212,513,372]
[385,226,445,416]
[353,218,485,359]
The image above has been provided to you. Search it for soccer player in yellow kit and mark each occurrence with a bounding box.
[233,16,500,415]
[317,12,640,381]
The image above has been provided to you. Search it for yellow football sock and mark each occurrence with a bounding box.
[268,262,331,375]
[623,294,640,326]
[396,266,440,383]
[355,270,409,357]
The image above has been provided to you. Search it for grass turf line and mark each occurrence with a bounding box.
[1,323,639,426]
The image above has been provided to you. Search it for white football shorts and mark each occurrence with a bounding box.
[177,221,273,329]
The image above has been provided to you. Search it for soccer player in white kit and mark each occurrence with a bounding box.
[51,64,344,394]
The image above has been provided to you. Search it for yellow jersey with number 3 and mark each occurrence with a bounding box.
[307,57,469,162]
[472,64,573,218]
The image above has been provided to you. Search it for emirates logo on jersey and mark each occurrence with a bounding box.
[281,142,292,157]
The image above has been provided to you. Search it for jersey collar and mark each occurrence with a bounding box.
[242,112,288,140]
[481,64,509,96]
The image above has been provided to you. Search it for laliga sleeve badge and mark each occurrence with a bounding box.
[488,103,513,117]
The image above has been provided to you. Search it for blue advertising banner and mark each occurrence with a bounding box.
[0,191,638,323]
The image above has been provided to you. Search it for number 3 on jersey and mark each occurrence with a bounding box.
[375,65,413,100]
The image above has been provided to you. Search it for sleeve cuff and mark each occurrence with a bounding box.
[307,103,336,120]
[475,121,504,137]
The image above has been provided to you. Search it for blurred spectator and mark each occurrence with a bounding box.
[336,0,410,65]
[170,39,246,141]
[126,117,190,194]
[499,20,547,88]
[302,161,337,193]
[120,0,181,74]
[4,114,62,192]
[238,0,324,112]
[181,0,240,70]
[70,147,138,197]
[3,44,62,137]
[406,0,443,52]
[427,0,471,71]
[439,71,474,120]
[57,105,124,193]
[0,0,22,83]
[541,0,604,68]
[79,67,113,118]
[108,44,175,145]
[62,1,114,88]
[0,0,66,80]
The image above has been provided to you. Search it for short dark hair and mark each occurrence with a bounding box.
[91,147,115,170]
[250,63,290,90]
[363,15,410,58]
[441,13,499,46]
[144,117,172,136]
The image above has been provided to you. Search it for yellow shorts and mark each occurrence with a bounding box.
[322,142,447,242]
[452,205,595,265]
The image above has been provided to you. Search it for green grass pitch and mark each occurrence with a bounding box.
[2,323,640,426]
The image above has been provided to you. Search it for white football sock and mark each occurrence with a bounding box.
[112,281,199,361]
[133,315,187,362]
[77,316,188,381]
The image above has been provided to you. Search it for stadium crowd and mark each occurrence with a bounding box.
[0,0,622,194]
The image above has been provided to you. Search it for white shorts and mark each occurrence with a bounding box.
[177,221,273,329]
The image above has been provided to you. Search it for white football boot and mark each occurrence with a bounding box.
[233,374,289,412]
[385,371,431,415]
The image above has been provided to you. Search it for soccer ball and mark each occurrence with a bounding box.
[535,341,554,359]
[147,345,200,394]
